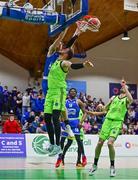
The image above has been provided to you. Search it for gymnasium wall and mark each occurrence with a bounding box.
[0,54,29,91]
[68,28,138,103]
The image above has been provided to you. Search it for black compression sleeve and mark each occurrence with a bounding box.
[71,63,84,69]
[65,35,78,48]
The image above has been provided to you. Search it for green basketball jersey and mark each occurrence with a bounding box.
[106,96,128,121]
[48,60,67,89]
[79,109,83,121]
[79,109,85,140]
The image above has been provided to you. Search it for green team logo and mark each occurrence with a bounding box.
[32,135,49,155]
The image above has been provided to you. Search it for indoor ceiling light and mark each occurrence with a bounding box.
[122,31,130,41]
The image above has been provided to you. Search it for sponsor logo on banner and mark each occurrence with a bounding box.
[125,142,138,149]
[125,142,131,148]
[0,134,26,157]
[124,0,138,12]
[25,13,45,23]
[68,138,92,153]
[32,135,49,155]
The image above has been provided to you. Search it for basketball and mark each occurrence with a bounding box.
[83,15,101,32]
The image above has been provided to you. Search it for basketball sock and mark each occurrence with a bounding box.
[44,113,54,145]
[60,137,66,150]
[77,147,81,163]
[94,158,98,166]
[53,110,61,146]
[62,139,73,157]
[75,135,85,155]
[111,160,115,167]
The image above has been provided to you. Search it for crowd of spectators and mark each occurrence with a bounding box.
[0,83,138,135]
[0,83,46,134]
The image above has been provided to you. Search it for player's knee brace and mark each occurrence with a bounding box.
[98,140,104,146]
[107,141,114,148]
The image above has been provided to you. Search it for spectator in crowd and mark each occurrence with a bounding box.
[27,110,35,124]
[3,86,9,114]
[91,123,99,134]
[12,86,18,97]
[128,107,135,122]
[122,123,128,134]
[27,115,40,133]
[16,92,22,120]
[79,92,87,103]
[0,83,3,116]
[134,108,138,124]
[22,91,30,115]
[10,95,17,114]
[21,109,34,125]
[33,95,45,116]
[36,116,47,134]
[2,110,21,133]
[95,103,105,124]
[0,82,3,93]
[134,122,138,135]
[98,98,105,106]
[83,120,92,134]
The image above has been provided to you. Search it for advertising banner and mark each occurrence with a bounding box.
[26,134,138,157]
[67,80,87,94]
[1,134,138,158]
[124,0,138,12]
[0,134,26,157]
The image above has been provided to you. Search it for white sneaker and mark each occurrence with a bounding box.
[110,166,116,177]
[49,145,62,157]
[89,164,97,176]
[46,144,54,153]
[65,125,74,138]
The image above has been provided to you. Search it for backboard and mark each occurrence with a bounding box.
[48,0,88,36]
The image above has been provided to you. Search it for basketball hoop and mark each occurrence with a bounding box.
[0,0,88,36]
[76,15,101,32]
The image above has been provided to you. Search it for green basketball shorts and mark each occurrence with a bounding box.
[99,118,123,141]
[44,88,66,114]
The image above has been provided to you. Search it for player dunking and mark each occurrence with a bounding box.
[42,26,85,97]
[44,40,93,156]
[42,24,88,155]
[55,88,87,168]
[88,80,133,177]
[42,29,68,97]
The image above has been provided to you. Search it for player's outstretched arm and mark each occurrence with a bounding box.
[61,59,94,72]
[86,108,106,116]
[47,28,68,57]
[78,99,87,124]
[121,80,133,104]
[65,28,82,48]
